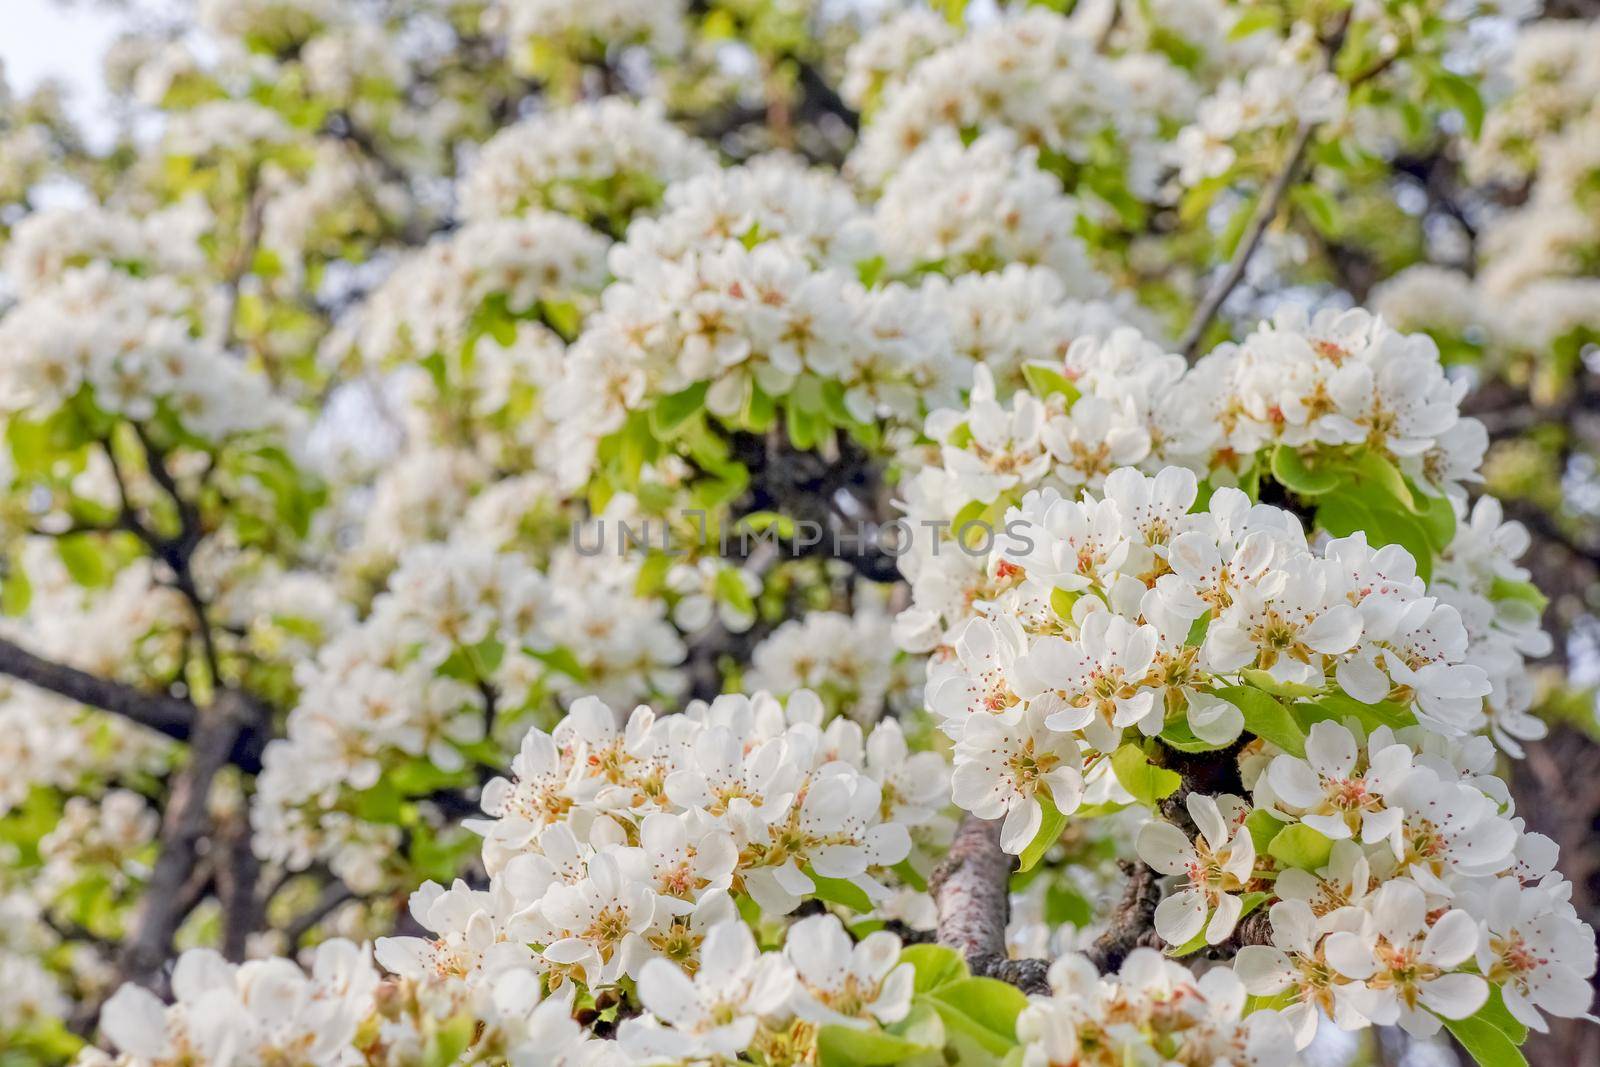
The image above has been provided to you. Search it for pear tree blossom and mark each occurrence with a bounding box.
[0,2,1597,1066]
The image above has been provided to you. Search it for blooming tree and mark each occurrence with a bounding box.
[0,1,1598,1065]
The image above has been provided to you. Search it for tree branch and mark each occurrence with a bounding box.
[216,810,265,962]
[929,814,1050,994]
[284,881,358,947]
[1177,12,1365,361]
[1177,122,1316,360]
[119,689,263,989]
[0,636,196,741]
[1082,860,1163,972]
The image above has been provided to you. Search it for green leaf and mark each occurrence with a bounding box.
[807,868,874,913]
[1237,669,1321,699]
[1315,489,1437,581]
[745,384,778,432]
[650,381,709,437]
[1229,7,1282,39]
[856,255,887,288]
[1110,744,1182,806]
[1244,809,1287,855]
[713,566,756,617]
[1213,685,1306,757]
[1017,790,1069,873]
[1160,716,1229,754]
[1021,361,1081,405]
[1345,452,1415,512]
[1270,445,1342,496]
[924,977,1027,1056]
[530,645,588,682]
[736,510,797,540]
[1413,482,1458,550]
[1296,692,1416,734]
[818,1025,934,1066]
[1267,824,1334,872]
[1045,880,1093,927]
[900,944,968,994]
[893,858,928,893]
[1290,184,1340,235]
[56,534,111,588]
[1049,586,1081,622]
[785,398,823,451]
[1473,986,1530,1045]
[1442,1010,1527,1067]
[1490,576,1549,615]
[1430,69,1486,139]
[539,299,582,339]
[2,565,33,615]
[424,1012,476,1067]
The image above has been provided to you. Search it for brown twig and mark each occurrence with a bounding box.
[1178,12,1367,361]
[1177,122,1316,360]
[284,881,359,947]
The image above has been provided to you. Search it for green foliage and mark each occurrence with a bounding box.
[1021,361,1081,405]
[806,868,875,913]
[1269,444,1343,496]
[1211,684,1307,757]
[1296,692,1416,734]
[820,946,1026,1066]
[1267,824,1334,872]
[1111,743,1182,806]
[1017,789,1070,873]
[1438,988,1531,1067]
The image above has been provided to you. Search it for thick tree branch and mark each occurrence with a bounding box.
[119,689,264,989]
[0,636,196,741]
[1082,860,1163,972]
[930,814,1051,994]
[216,811,265,962]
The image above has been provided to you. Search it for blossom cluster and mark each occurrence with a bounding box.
[2,201,209,299]
[84,911,919,1067]
[896,308,1491,658]
[846,9,1188,199]
[618,915,912,1064]
[252,540,684,892]
[491,0,688,75]
[458,690,941,916]
[1170,24,1346,186]
[88,942,382,1067]
[917,461,1542,851]
[548,157,969,487]
[1016,949,1297,1067]
[871,129,1105,288]
[0,263,291,442]
[348,213,610,369]
[1210,719,1596,1042]
[746,605,916,725]
[460,99,716,226]
[1379,21,1600,364]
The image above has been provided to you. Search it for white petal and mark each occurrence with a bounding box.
[1418,973,1488,1020]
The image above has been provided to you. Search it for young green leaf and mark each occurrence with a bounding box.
[1267,824,1334,872]
[1110,744,1182,806]
[1212,685,1307,757]
[1017,789,1070,873]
